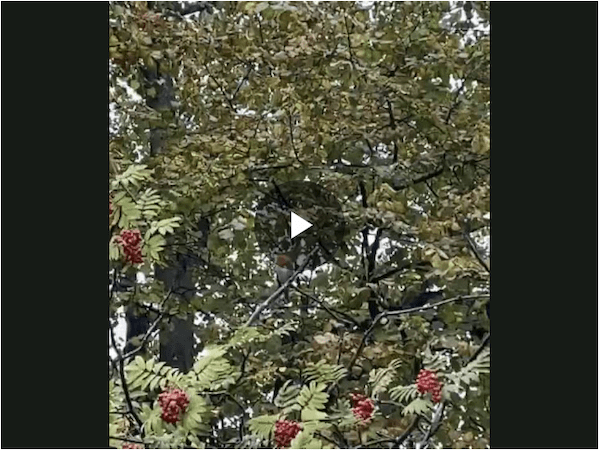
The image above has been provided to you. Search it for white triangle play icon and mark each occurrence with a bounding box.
[290,211,313,239]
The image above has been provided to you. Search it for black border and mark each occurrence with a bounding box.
[1,1,597,449]
[2,2,107,448]
[492,2,598,449]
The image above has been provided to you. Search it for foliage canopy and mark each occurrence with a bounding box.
[109,1,490,448]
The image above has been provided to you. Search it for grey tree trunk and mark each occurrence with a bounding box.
[124,1,214,372]
[125,35,195,373]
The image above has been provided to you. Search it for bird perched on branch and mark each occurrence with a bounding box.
[274,254,294,302]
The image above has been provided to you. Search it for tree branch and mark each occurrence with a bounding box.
[109,322,144,432]
[200,391,247,441]
[418,402,446,448]
[293,287,359,327]
[371,261,431,283]
[445,81,466,124]
[391,166,445,191]
[346,294,490,372]
[358,415,419,448]
[204,64,235,110]
[287,111,305,165]
[244,248,318,326]
[343,14,355,68]
[418,332,490,448]
[367,228,383,277]
[463,228,490,273]
[467,333,490,364]
[121,289,173,361]
[109,436,147,445]
[231,65,253,102]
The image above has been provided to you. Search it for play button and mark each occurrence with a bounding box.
[254,181,346,270]
[290,211,313,239]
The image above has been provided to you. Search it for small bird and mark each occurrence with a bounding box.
[274,254,295,302]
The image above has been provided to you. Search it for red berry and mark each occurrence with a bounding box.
[350,393,375,424]
[274,419,302,448]
[116,229,144,264]
[158,388,190,424]
[416,369,443,403]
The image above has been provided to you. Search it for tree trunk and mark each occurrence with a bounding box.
[125,40,197,372]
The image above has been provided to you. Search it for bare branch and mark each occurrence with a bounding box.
[463,228,490,273]
[346,294,490,372]
[231,65,253,102]
[468,333,490,364]
[343,14,355,68]
[109,322,144,431]
[418,402,446,448]
[391,166,445,191]
[109,436,147,445]
[293,287,359,327]
[371,261,431,283]
[358,415,419,448]
[287,111,305,165]
[244,248,318,326]
[121,289,173,361]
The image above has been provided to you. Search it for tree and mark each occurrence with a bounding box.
[109,1,490,448]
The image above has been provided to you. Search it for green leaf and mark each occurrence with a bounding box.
[274,380,301,411]
[402,398,434,416]
[297,382,328,411]
[303,360,347,385]
[191,346,233,390]
[389,384,419,404]
[369,358,402,396]
[112,164,152,190]
[301,408,328,421]
[248,414,278,440]
[290,430,323,449]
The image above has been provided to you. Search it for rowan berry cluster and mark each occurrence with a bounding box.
[121,443,143,449]
[350,393,375,424]
[158,388,190,424]
[274,419,302,448]
[416,369,443,403]
[116,229,143,264]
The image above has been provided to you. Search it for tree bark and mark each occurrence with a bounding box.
[124,4,198,370]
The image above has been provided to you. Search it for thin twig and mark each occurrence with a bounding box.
[418,402,446,448]
[467,333,490,364]
[293,287,359,327]
[445,81,466,124]
[345,294,490,372]
[244,248,318,326]
[343,14,355,68]
[358,415,419,448]
[315,431,343,448]
[109,436,146,445]
[256,15,264,44]
[121,289,173,361]
[235,348,251,384]
[200,391,247,441]
[231,66,253,102]
[463,229,490,273]
[204,63,235,110]
[371,261,431,283]
[391,166,445,191]
[109,323,144,432]
[287,111,305,165]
